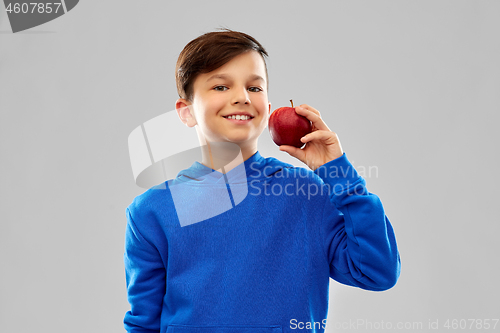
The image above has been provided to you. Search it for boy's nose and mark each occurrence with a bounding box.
[231,87,250,105]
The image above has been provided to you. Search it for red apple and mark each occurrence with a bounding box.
[269,100,312,148]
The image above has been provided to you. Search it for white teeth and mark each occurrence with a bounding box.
[226,115,251,120]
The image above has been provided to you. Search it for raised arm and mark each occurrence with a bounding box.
[315,154,400,291]
[278,103,400,290]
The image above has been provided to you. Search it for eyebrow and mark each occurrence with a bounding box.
[206,73,265,83]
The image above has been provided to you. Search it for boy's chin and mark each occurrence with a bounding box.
[223,137,259,148]
[225,138,254,146]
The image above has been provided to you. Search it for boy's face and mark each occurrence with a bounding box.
[179,50,271,151]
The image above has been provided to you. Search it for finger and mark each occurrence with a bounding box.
[299,104,320,116]
[301,130,339,145]
[295,106,331,132]
[279,144,306,163]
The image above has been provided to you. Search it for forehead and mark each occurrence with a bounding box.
[195,51,267,85]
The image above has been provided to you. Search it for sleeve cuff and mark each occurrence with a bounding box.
[313,152,365,193]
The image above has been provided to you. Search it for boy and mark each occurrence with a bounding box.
[124,29,400,333]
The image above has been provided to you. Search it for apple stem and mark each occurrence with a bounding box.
[290,99,294,108]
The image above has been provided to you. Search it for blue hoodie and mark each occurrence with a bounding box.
[124,151,400,333]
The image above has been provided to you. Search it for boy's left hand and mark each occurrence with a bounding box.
[279,104,343,171]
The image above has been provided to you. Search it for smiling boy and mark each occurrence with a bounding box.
[124,29,400,333]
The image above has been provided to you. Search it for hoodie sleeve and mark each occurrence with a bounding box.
[123,207,165,333]
[313,153,401,291]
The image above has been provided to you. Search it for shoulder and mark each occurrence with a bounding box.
[127,182,173,221]
[125,183,172,245]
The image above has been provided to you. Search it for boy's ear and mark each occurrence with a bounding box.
[176,98,197,128]
[268,102,272,114]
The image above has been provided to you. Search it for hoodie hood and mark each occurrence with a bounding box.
[171,151,293,187]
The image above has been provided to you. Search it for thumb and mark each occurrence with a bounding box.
[279,145,305,162]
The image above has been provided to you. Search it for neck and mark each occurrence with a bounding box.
[199,141,257,174]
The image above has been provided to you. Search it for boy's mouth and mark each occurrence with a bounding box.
[223,115,254,121]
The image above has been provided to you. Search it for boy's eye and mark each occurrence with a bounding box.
[213,86,228,91]
[248,87,263,92]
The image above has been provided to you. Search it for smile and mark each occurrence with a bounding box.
[223,115,254,123]
[223,115,253,120]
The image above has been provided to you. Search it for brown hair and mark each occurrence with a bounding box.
[175,28,269,102]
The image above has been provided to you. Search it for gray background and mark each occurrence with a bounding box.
[1,1,499,332]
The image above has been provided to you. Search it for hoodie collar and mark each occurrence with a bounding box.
[173,151,291,186]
